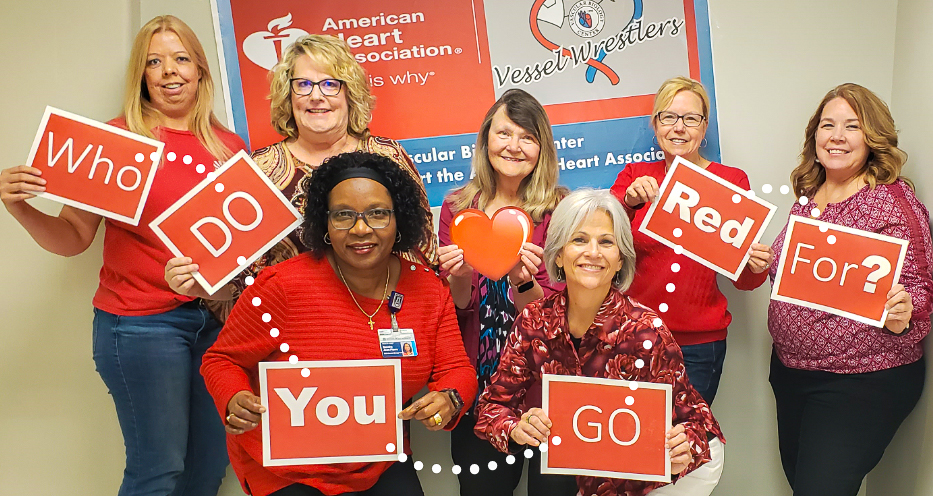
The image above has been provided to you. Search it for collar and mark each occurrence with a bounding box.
[546,288,629,343]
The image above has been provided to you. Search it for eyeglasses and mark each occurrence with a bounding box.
[290,78,344,96]
[656,111,706,127]
[328,208,394,230]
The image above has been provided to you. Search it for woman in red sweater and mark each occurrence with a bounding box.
[609,76,773,404]
[201,152,477,496]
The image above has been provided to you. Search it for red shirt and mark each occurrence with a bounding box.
[200,253,477,496]
[609,160,762,345]
[93,122,246,315]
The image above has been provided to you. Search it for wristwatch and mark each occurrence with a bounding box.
[442,388,465,416]
[508,275,536,294]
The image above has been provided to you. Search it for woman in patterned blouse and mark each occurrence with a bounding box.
[475,189,725,496]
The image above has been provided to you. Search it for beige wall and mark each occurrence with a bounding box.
[1,1,928,495]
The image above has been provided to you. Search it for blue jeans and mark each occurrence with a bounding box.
[679,339,727,405]
[93,301,229,496]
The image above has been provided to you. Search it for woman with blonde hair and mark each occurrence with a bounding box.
[437,88,569,495]
[0,15,246,495]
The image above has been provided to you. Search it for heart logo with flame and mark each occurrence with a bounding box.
[449,207,533,280]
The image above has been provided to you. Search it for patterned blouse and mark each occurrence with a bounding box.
[474,288,724,496]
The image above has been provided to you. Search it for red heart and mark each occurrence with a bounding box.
[449,207,534,280]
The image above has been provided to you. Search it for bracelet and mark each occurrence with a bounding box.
[442,388,464,415]
[508,276,536,294]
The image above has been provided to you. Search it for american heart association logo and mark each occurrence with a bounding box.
[449,207,534,280]
[242,13,310,70]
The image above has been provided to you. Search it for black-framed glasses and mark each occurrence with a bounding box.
[290,78,344,96]
[328,209,394,230]
[656,111,706,127]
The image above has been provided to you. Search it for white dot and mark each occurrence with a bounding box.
[166,152,176,162]
[452,465,461,475]
[671,263,681,273]
[827,235,837,245]
[811,208,820,217]
[252,297,262,306]
[762,184,773,194]
[552,436,562,446]
[432,464,442,474]
[270,327,279,338]
[414,461,423,471]
[206,171,217,181]
[398,453,408,463]
[280,343,289,352]
[819,225,829,233]
[524,449,534,459]
[635,358,645,369]
[506,455,516,464]
[215,183,225,193]
[196,164,206,174]
[183,155,192,165]
[672,228,683,238]
[732,194,742,204]
[643,339,653,350]
[134,153,144,163]
[629,382,639,391]
[487,461,497,471]
[538,443,548,452]
[149,151,160,162]
[237,256,247,265]
[666,283,675,293]
[799,196,809,205]
[658,303,669,313]
[262,313,271,323]
[289,355,298,364]
[652,317,663,327]
[470,464,479,474]
[301,368,310,377]
[781,185,790,195]
[673,245,684,255]
[386,443,396,453]
[625,396,635,406]
[746,190,757,198]
[245,276,255,286]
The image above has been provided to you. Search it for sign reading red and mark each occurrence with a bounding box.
[149,150,301,295]
[541,374,672,483]
[639,156,776,280]
[25,106,164,226]
[259,360,403,466]
[771,215,908,327]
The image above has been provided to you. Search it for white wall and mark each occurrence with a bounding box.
[1,1,928,495]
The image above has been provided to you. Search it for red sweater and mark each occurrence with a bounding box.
[201,253,477,496]
[610,160,762,345]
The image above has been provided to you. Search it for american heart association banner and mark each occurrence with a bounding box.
[212,0,720,206]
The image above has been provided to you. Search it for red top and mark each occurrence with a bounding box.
[200,253,477,496]
[93,120,247,315]
[474,289,724,496]
[609,160,763,345]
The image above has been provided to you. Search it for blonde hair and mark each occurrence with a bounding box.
[448,89,565,223]
[269,35,374,140]
[651,76,711,127]
[792,83,909,197]
[122,15,233,161]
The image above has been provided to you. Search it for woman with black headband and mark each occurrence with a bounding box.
[200,152,476,496]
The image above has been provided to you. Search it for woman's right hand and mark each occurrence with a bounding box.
[438,244,473,278]
[509,407,552,447]
[0,166,46,209]
[623,175,660,207]
[225,390,266,435]
[164,257,212,299]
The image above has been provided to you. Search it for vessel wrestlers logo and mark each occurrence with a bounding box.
[568,0,606,38]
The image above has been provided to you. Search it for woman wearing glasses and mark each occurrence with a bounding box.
[609,76,774,404]
[201,152,476,496]
[164,35,434,312]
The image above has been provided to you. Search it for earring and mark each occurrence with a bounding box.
[396,232,402,243]
[556,266,565,282]
[613,270,623,287]
[652,135,659,146]
[323,232,331,245]
[700,138,709,148]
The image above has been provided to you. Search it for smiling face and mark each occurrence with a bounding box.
[555,209,623,293]
[486,106,540,183]
[327,178,397,273]
[290,54,350,139]
[144,31,200,124]
[814,97,870,179]
[654,90,708,163]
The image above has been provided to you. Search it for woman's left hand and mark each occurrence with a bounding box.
[507,242,544,287]
[883,284,913,333]
[667,423,693,474]
[398,391,456,431]
[745,242,775,274]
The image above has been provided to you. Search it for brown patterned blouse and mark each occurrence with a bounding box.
[474,288,724,496]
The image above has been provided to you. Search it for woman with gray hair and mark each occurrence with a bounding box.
[474,189,725,496]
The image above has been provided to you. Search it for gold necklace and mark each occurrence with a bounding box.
[335,262,390,331]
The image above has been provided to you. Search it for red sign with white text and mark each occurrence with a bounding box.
[771,216,908,327]
[541,374,672,482]
[149,150,301,295]
[639,156,776,280]
[259,360,403,466]
[25,107,164,225]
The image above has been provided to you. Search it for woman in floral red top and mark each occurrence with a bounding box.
[475,189,724,496]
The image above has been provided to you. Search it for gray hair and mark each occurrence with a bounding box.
[544,188,636,291]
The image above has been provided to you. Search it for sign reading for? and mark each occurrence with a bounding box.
[771,215,909,327]
[149,150,301,295]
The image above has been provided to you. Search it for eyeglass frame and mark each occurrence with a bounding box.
[289,78,345,97]
[655,111,707,128]
[327,208,395,230]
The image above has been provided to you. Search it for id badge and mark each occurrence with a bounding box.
[378,327,418,358]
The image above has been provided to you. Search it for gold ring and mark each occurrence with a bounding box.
[432,412,443,426]
[226,413,235,424]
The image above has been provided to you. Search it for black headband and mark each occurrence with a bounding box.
[331,166,392,192]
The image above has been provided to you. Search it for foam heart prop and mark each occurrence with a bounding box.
[449,206,533,280]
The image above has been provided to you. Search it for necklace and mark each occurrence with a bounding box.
[335,262,390,331]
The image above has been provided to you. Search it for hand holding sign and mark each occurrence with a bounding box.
[884,284,914,333]
[226,390,266,435]
[448,206,534,280]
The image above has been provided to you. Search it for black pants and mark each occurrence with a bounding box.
[269,460,424,496]
[769,349,924,496]
[451,414,578,496]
